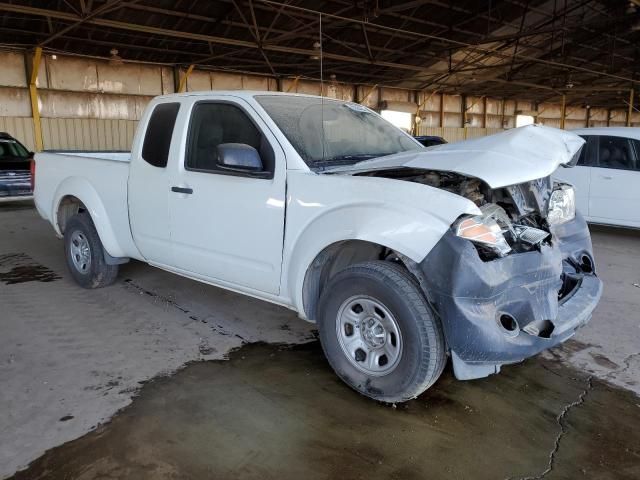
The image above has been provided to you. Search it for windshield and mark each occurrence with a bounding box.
[0,138,30,159]
[256,95,420,169]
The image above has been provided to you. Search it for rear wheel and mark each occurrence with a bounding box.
[317,260,446,403]
[64,213,119,289]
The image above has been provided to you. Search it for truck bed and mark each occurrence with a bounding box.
[33,150,139,259]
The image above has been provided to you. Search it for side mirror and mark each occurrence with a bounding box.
[216,143,263,172]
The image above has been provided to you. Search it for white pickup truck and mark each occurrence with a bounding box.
[34,91,602,402]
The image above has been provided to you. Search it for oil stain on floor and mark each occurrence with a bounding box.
[0,253,61,285]
[10,343,640,480]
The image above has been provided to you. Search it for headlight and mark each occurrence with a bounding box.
[455,215,511,257]
[547,185,575,225]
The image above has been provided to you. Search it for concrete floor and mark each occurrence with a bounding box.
[1,202,639,479]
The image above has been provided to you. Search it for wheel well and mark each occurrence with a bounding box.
[302,240,414,321]
[56,196,87,234]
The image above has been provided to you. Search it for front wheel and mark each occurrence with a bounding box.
[64,212,119,289]
[317,261,446,403]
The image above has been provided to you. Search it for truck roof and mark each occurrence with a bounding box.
[155,90,336,101]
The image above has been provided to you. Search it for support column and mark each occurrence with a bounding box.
[560,94,566,129]
[439,93,445,128]
[483,96,488,128]
[358,83,377,105]
[172,67,180,93]
[627,89,634,127]
[585,106,590,128]
[177,64,194,93]
[462,95,468,139]
[286,75,301,93]
[28,47,44,152]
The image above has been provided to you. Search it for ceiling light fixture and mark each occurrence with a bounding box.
[109,48,123,65]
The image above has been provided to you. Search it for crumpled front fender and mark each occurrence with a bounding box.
[419,212,602,380]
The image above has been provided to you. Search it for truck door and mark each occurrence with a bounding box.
[128,101,180,265]
[167,99,286,295]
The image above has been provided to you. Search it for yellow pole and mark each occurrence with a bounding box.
[178,64,194,93]
[286,75,301,93]
[358,83,378,105]
[560,94,566,129]
[627,89,634,127]
[28,47,43,151]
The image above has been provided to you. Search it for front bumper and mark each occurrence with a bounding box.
[420,212,602,380]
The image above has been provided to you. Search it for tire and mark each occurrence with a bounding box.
[64,212,119,289]
[317,260,446,403]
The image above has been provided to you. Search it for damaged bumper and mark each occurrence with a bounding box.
[421,212,602,380]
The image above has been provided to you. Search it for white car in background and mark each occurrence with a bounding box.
[554,127,640,228]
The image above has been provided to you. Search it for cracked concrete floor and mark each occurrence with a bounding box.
[2,203,640,479]
[0,203,314,478]
[545,225,640,396]
[8,344,640,480]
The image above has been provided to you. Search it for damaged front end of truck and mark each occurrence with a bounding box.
[413,171,600,380]
[345,125,603,380]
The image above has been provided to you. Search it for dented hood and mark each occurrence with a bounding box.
[331,125,585,188]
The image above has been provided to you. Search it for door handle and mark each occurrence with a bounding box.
[171,186,193,194]
[599,175,613,180]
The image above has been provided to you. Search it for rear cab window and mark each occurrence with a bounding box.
[141,102,180,168]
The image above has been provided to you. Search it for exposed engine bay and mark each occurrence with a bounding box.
[357,168,555,259]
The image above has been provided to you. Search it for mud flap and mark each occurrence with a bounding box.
[451,351,501,380]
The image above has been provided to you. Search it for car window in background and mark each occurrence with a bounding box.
[629,139,640,171]
[414,136,447,147]
[596,135,637,171]
[575,136,596,166]
[0,139,30,159]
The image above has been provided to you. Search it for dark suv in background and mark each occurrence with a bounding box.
[0,132,33,201]
[414,135,447,147]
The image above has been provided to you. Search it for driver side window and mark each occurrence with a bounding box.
[185,102,275,176]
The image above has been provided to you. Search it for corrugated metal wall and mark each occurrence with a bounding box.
[41,118,137,151]
[1,49,638,152]
[0,116,36,151]
[417,126,506,142]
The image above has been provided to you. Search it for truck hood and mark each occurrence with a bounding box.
[327,125,585,188]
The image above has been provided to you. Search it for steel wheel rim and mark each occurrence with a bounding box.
[70,230,91,274]
[336,295,403,376]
